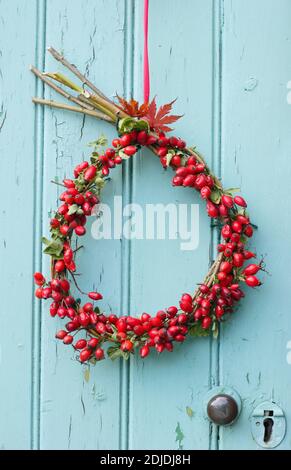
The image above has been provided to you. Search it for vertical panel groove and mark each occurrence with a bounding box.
[209,0,223,451]
[119,0,135,451]
[31,0,47,450]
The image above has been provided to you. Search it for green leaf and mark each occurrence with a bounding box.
[212,322,219,339]
[95,175,106,188]
[42,237,63,257]
[88,134,108,148]
[225,187,240,195]
[210,189,221,204]
[165,149,175,167]
[118,150,131,160]
[94,306,100,314]
[189,323,210,337]
[68,204,79,215]
[107,346,129,361]
[118,117,149,134]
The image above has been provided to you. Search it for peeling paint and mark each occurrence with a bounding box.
[244,77,258,92]
[0,108,7,132]
[175,422,185,450]
[80,394,86,415]
[84,367,90,383]
[68,415,72,449]
[186,406,194,419]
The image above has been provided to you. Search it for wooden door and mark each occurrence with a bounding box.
[0,0,290,450]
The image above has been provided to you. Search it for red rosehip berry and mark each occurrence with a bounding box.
[105,148,116,159]
[63,335,73,345]
[123,145,137,156]
[155,343,165,354]
[183,175,196,187]
[200,186,211,199]
[34,272,45,286]
[74,339,87,350]
[244,250,256,260]
[171,155,181,167]
[233,252,244,267]
[231,221,242,233]
[88,291,103,301]
[121,340,134,352]
[221,224,232,240]
[120,134,132,147]
[157,146,168,158]
[220,261,233,274]
[244,225,253,237]
[55,330,67,340]
[207,201,219,218]
[112,138,120,148]
[175,334,185,342]
[219,205,229,217]
[245,275,261,287]
[221,195,234,208]
[88,337,99,349]
[95,348,105,361]
[50,218,60,228]
[79,348,92,362]
[178,313,188,324]
[172,175,184,186]
[199,284,209,294]
[179,301,193,313]
[243,264,261,276]
[60,278,70,292]
[234,196,247,207]
[63,179,75,188]
[75,225,86,236]
[167,306,178,317]
[79,312,90,327]
[140,313,150,322]
[202,317,212,329]
[42,287,52,299]
[116,318,127,333]
[140,345,150,358]
[137,130,148,145]
[54,260,66,273]
[50,302,58,317]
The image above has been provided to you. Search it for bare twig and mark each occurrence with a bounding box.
[192,252,223,302]
[33,98,113,122]
[68,270,87,295]
[30,65,94,111]
[48,46,109,100]
[48,46,127,118]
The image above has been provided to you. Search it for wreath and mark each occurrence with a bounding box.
[31,47,263,365]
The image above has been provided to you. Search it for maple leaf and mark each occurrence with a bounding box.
[144,97,182,132]
[116,95,149,117]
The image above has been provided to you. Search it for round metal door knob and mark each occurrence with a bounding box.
[207,393,239,426]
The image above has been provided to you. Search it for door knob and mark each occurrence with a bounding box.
[204,387,241,426]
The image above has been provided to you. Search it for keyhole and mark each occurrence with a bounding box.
[263,417,274,443]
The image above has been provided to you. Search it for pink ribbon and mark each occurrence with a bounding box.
[143,0,150,103]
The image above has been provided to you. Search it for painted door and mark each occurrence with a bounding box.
[1,0,291,450]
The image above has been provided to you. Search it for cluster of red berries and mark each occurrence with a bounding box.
[34,124,262,364]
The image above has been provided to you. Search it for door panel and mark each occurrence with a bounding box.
[129,0,216,450]
[220,0,291,450]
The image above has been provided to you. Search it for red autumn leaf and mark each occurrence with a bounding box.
[116,95,149,117]
[144,97,182,132]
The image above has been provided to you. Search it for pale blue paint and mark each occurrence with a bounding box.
[0,0,290,450]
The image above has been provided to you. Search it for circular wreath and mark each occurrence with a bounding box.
[32,48,263,365]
